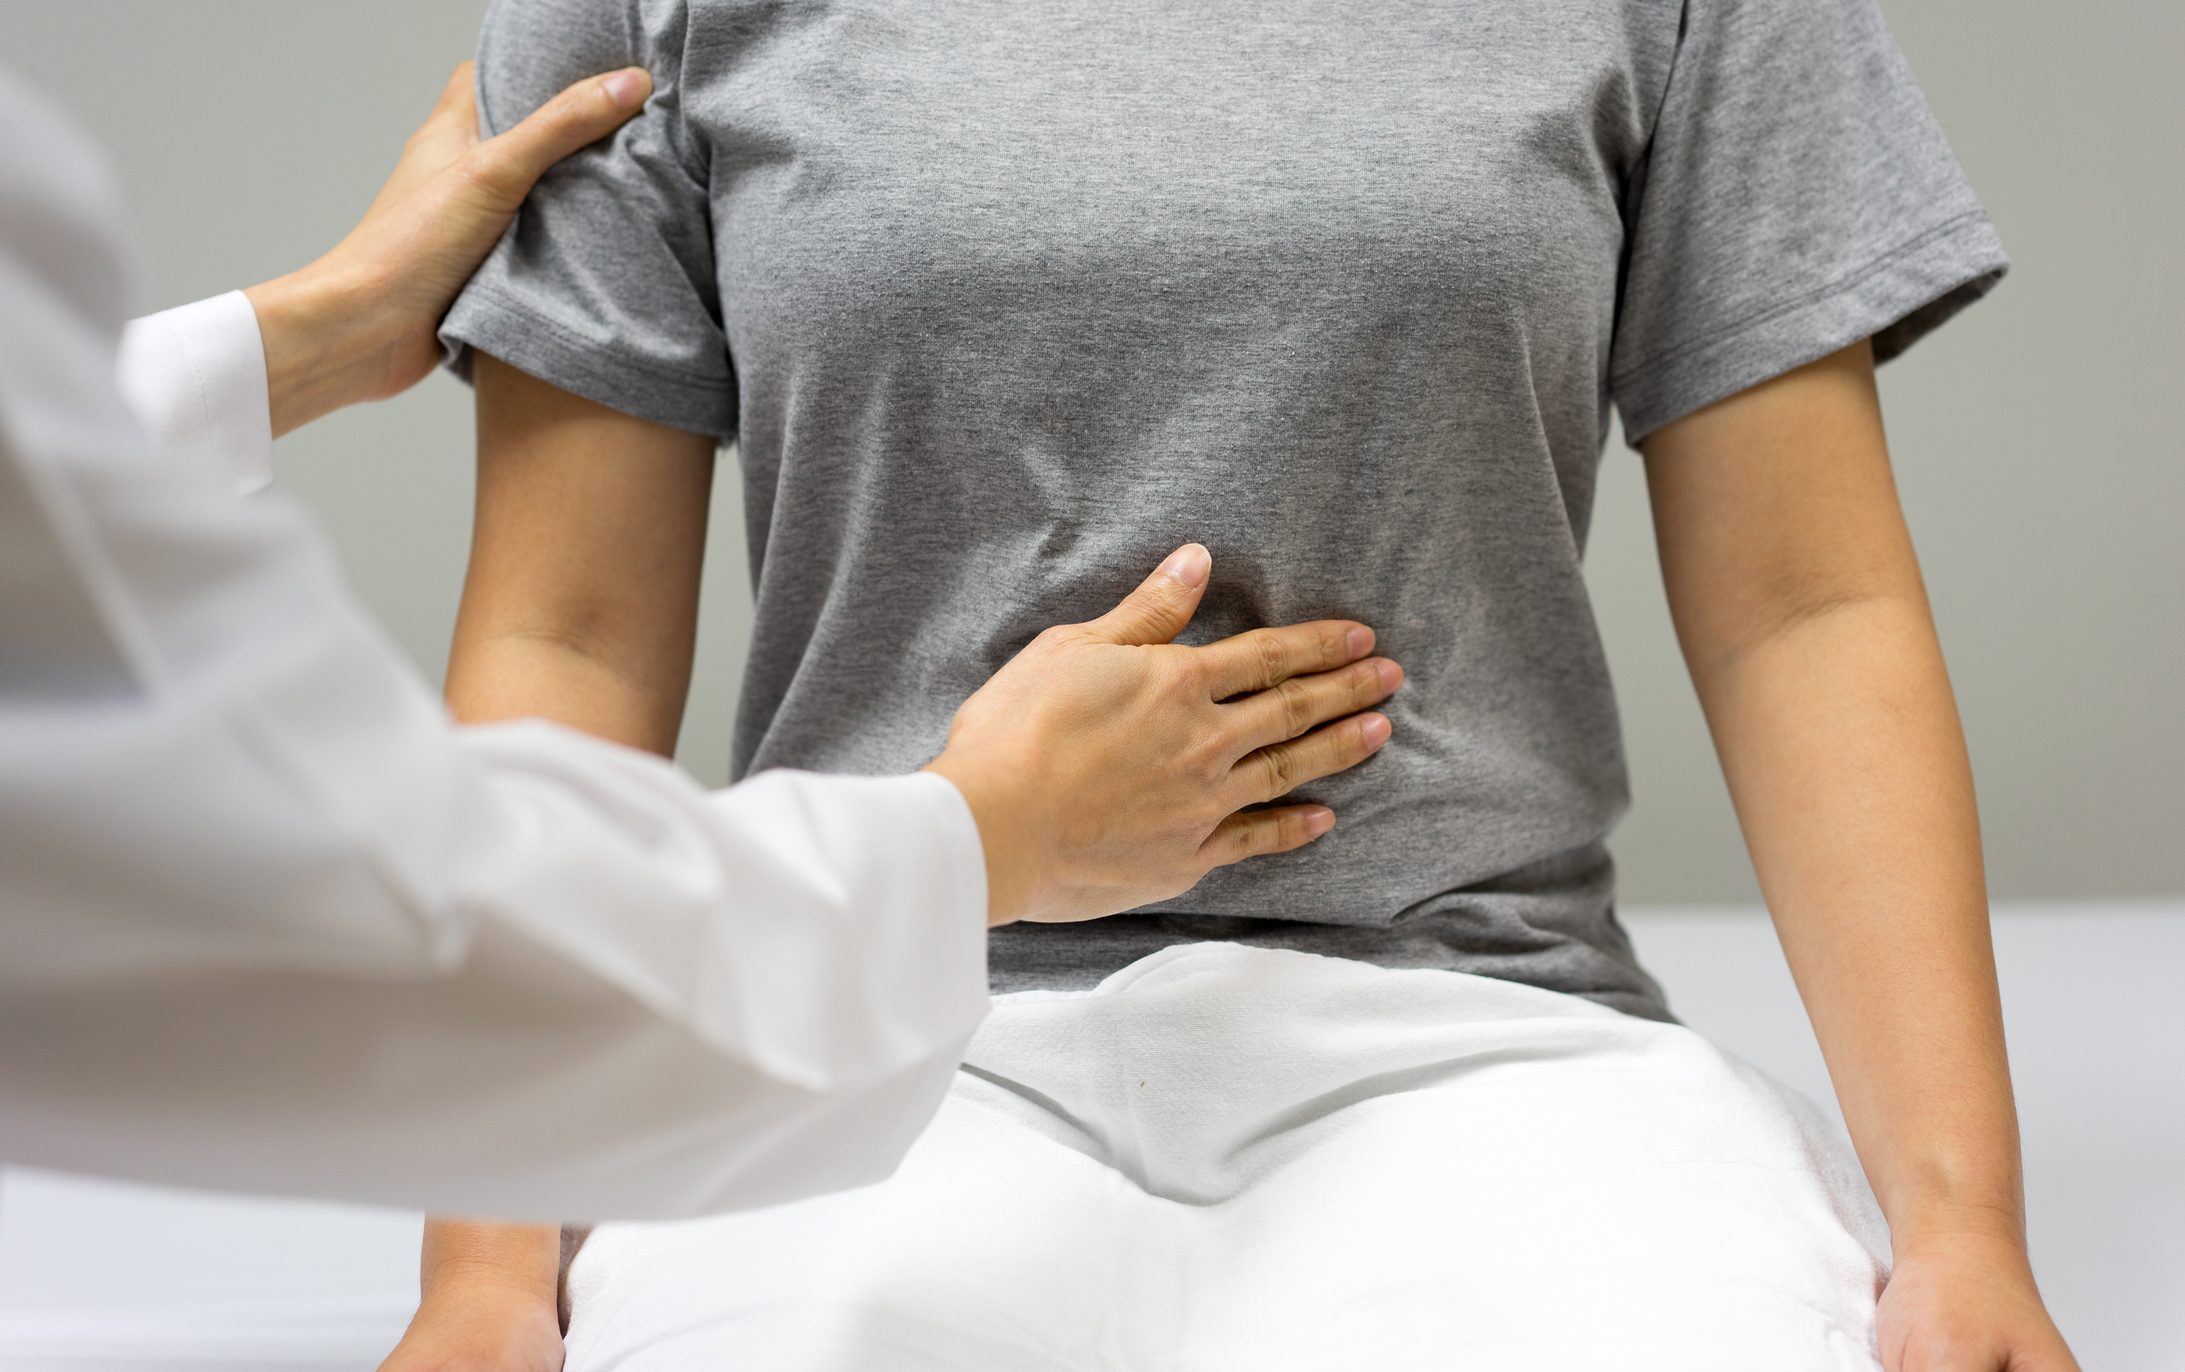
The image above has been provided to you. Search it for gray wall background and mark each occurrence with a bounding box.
[6,0,2178,902]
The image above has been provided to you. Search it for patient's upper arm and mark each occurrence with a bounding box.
[447,353,718,754]
[440,0,734,440]
[1639,340,1926,684]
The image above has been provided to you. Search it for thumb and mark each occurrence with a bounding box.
[1083,544,1212,645]
[472,67,653,203]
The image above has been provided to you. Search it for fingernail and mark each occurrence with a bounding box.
[1345,626,1374,659]
[602,68,651,110]
[1159,544,1210,588]
[1374,659,1403,691]
[1361,714,1392,746]
[1304,807,1336,836]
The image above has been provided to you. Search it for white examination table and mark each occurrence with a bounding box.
[2,901,2178,1371]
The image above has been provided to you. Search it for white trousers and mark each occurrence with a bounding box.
[566,944,1890,1371]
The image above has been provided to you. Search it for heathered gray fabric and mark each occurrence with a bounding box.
[442,0,2007,1024]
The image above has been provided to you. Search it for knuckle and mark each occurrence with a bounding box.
[1197,725,1232,777]
[1183,730,1227,782]
[1352,659,1386,706]
[1253,631,1288,690]
[1336,718,1373,761]
[580,77,620,114]
[1145,577,1188,610]
[1301,729,1347,776]
[1162,648,1206,694]
[1257,746,1294,797]
[1274,678,1312,739]
[536,82,587,120]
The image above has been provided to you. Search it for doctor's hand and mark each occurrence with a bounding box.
[243,61,652,437]
[926,544,1401,928]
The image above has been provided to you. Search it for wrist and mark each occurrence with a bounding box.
[924,748,1047,928]
[1888,1196,2027,1261]
[1877,1148,2026,1256]
[419,1220,562,1305]
[242,259,391,436]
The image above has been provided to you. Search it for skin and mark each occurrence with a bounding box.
[380,346,2080,1372]
[1644,342,2076,1371]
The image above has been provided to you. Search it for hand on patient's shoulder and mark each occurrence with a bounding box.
[926,545,1401,928]
[245,61,652,437]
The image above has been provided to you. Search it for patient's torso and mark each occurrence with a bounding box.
[688,2,1666,1012]
[453,0,1772,1022]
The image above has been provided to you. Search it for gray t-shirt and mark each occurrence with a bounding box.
[443,0,2006,1024]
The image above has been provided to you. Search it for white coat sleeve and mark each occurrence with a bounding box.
[115,289,275,494]
[0,73,990,1223]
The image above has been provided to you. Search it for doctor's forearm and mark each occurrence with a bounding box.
[409,641,674,1329]
[420,568,694,1317]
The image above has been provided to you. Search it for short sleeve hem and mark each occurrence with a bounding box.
[1613,209,2008,447]
[441,284,737,440]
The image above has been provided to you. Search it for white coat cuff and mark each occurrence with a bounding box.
[116,290,273,494]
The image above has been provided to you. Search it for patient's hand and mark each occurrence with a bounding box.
[1877,1230,2079,1372]
[377,1284,563,1372]
[380,1220,565,1372]
[927,543,1401,926]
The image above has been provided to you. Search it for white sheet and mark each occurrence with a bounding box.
[2,901,2177,1370]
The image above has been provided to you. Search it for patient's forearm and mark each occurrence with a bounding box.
[1691,591,2021,1251]
[420,1217,561,1307]
[1642,344,2023,1257]
[445,631,686,756]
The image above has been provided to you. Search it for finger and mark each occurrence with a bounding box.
[432,63,476,118]
[1199,804,1337,870]
[1223,656,1402,753]
[1197,620,1373,701]
[1080,544,1212,646]
[469,67,653,204]
[1230,712,1392,807]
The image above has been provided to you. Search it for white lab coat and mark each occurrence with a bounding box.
[0,72,990,1222]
